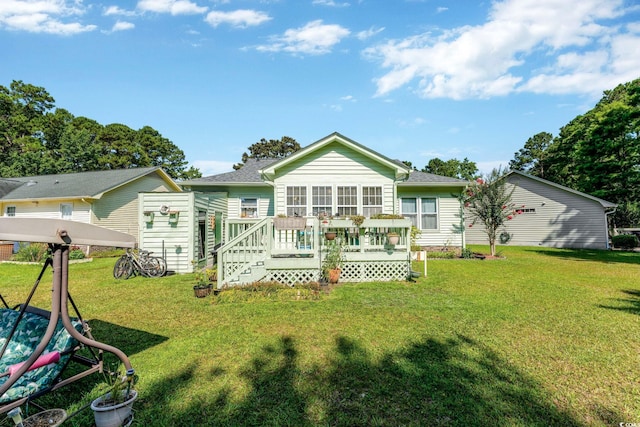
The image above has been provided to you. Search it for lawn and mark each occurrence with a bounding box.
[0,246,638,426]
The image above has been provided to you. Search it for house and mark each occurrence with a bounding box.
[465,170,617,250]
[0,167,182,242]
[181,132,468,285]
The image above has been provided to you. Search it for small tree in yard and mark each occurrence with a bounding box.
[465,168,523,257]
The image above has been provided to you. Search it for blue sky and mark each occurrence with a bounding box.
[1,0,639,177]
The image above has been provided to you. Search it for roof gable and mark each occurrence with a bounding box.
[0,167,180,201]
[260,132,411,180]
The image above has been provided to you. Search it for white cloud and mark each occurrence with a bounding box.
[0,0,96,34]
[365,0,637,99]
[137,0,207,15]
[111,20,135,32]
[356,26,384,40]
[312,0,350,7]
[476,160,510,176]
[205,9,271,28]
[436,7,448,13]
[104,6,137,17]
[256,20,350,55]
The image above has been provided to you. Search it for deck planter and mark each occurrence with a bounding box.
[274,217,306,230]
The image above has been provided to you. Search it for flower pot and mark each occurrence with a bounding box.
[91,389,138,427]
[387,234,399,245]
[328,268,341,284]
[324,232,336,240]
[193,283,213,298]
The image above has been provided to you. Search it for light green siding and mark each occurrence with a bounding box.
[273,142,397,215]
[226,187,274,218]
[397,187,463,247]
[93,174,173,238]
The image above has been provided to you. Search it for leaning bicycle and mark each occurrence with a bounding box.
[113,248,167,279]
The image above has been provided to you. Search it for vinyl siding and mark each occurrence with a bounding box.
[465,174,609,249]
[227,187,274,218]
[397,187,463,247]
[2,200,90,222]
[273,143,397,215]
[93,174,172,238]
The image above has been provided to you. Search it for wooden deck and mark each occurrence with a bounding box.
[217,217,413,286]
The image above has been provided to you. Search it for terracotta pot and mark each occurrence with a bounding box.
[325,232,337,240]
[387,234,399,245]
[328,268,341,284]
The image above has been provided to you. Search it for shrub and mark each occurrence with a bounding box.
[612,234,639,249]
[69,249,86,260]
[13,243,49,262]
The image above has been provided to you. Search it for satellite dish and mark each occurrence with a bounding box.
[159,205,170,215]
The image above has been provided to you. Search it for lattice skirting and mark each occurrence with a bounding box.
[264,260,410,285]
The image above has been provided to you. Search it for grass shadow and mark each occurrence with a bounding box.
[124,334,597,426]
[524,247,640,265]
[598,289,640,316]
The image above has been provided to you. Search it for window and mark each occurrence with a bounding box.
[312,186,332,217]
[402,197,438,230]
[5,206,15,217]
[337,186,358,216]
[240,198,258,218]
[286,186,307,217]
[401,198,418,227]
[60,203,73,220]
[362,186,382,217]
[520,208,536,213]
[421,198,437,229]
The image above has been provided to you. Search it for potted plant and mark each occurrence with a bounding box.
[322,236,344,284]
[318,212,336,240]
[193,267,212,298]
[91,369,137,427]
[387,231,400,245]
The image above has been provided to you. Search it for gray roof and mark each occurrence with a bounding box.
[0,167,163,201]
[0,179,23,198]
[183,158,279,185]
[401,170,468,186]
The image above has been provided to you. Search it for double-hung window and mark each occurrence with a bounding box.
[362,186,382,217]
[240,198,258,218]
[401,197,438,230]
[60,203,73,220]
[337,186,357,216]
[312,186,332,217]
[5,206,16,217]
[286,186,307,217]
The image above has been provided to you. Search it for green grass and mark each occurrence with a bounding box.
[1,245,639,426]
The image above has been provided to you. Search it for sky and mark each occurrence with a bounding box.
[1,0,639,177]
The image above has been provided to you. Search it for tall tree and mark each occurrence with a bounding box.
[422,157,478,180]
[508,132,553,178]
[233,136,300,170]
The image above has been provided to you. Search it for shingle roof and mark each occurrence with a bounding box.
[400,170,468,185]
[0,167,164,201]
[183,158,279,185]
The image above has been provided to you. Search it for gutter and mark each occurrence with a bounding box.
[604,207,617,250]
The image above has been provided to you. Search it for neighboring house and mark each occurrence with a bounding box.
[0,167,181,241]
[465,170,617,250]
[181,132,467,285]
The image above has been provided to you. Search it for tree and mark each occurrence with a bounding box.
[508,132,553,178]
[422,157,478,180]
[233,136,301,170]
[465,168,523,257]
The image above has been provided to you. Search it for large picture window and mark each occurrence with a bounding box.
[286,186,307,217]
[312,186,332,217]
[362,186,382,217]
[337,186,357,216]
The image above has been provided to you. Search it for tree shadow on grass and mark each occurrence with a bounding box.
[599,289,640,316]
[524,248,640,265]
[130,334,601,426]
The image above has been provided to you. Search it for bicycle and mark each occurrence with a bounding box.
[113,248,167,279]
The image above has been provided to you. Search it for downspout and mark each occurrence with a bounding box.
[604,207,616,250]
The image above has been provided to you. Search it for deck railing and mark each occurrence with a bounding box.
[220,216,412,285]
